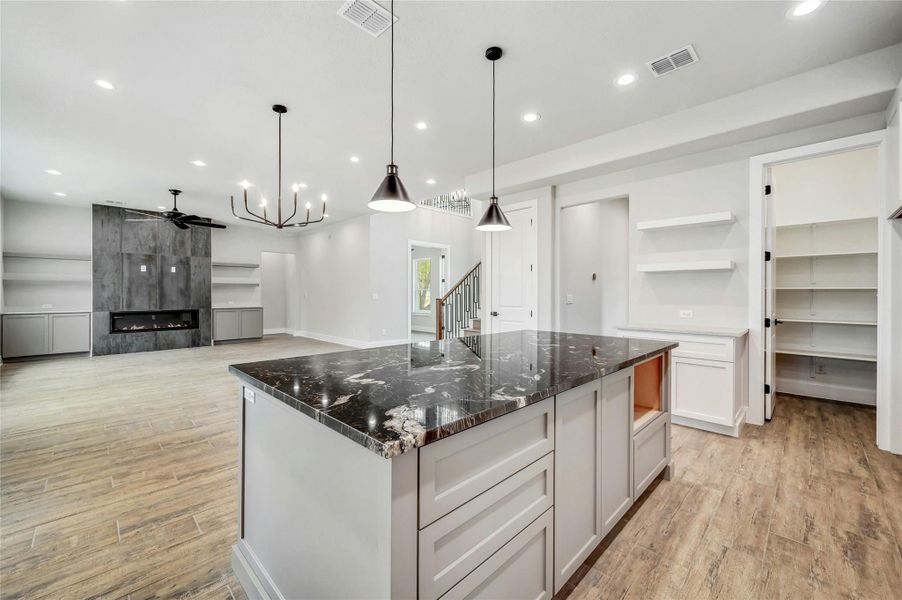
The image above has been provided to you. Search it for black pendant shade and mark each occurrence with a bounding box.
[476,196,512,232]
[476,46,512,232]
[370,163,415,212]
[369,0,416,214]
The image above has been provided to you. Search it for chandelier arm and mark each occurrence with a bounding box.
[233,214,272,226]
[285,192,299,223]
[242,192,273,224]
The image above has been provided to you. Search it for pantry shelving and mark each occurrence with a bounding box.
[636,211,734,231]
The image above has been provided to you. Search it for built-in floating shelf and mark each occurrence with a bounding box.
[638,260,734,273]
[2,252,91,262]
[779,318,877,326]
[776,286,876,291]
[2,273,91,283]
[775,250,877,259]
[776,216,877,230]
[636,211,734,232]
[776,346,877,363]
[212,262,260,269]
[212,278,260,286]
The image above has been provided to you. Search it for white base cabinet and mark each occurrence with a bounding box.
[213,308,263,342]
[1,312,90,358]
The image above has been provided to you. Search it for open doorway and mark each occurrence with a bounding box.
[408,241,450,342]
[261,251,298,336]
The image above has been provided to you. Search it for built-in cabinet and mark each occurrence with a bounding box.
[1,312,91,358]
[619,326,747,437]
[212,307,263,342]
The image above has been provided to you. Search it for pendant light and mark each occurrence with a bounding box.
[369,0,415,213]
[476,46,512,232]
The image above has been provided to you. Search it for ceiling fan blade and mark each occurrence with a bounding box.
[125,209,160,218]
[125,218,162,222]
[185,220,227,229]
[173,221,190,230]
[179,215,200,222]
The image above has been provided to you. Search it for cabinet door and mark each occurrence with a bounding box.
[1,314,49,358]
[553,379,601,591]
[49,313,91,354]
[601,367,633,536]
[213,309,240,341]
[441,508,553,600]
[671,356,733,425]
[240,308,263,339]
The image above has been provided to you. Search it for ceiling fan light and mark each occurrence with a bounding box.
[476,197,511,232]
[369,164,416,212]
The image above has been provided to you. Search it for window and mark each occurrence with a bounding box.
[413,257,432,313]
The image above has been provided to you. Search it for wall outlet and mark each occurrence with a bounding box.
[565,294,574,305]
[679,309,694,319]
[243,388,256,404]
[381,328,387,336]
[372,292,379,300]
[140,265,147,272]
[170,266,176,273]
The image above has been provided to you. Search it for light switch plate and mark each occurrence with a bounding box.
[679,309,694,319]
[565,294,574,305]
[171,266,176,273]
[140,265,147,272]
[244,388,256,404]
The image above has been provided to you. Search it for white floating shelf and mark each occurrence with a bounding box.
[776,286,876,291]
[212,262,260,269]
[775,250,877,259]
[776,216,878,230]
[212,278,260,286]
[2,273,91,283]
[638,260,734,273]
[778,318,877,326]
[3,252,91,262]
[776,346,876,363]
[636,211,734,232]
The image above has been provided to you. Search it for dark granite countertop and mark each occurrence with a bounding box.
[229,330,677,458]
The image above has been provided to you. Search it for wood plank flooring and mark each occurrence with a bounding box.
[2,337,900,599]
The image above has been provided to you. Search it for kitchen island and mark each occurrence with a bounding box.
[229,330,676,600]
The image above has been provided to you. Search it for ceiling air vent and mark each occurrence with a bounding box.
[337,0,396,38]
[646,45,699,78]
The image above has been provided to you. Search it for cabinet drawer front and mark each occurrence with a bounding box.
[419,399,554,528]
[671,357,734,426]
[671,337,734,362]
[441,508,553,600]
[419,454,553,600]
[634,413,669,498]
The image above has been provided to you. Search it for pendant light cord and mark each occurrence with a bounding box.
[277,111,282,204]
[492,58,495,199]
[390,0,395,165]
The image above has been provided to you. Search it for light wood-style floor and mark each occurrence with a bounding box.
[2,337,900,599]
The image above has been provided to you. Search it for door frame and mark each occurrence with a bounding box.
[483,199,538,335]
[747,129,887,429]
[407,240,451,341]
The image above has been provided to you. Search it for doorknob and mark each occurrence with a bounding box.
[490,311,499,317]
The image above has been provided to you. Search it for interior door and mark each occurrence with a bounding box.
[764,170,777,420]
[490,204,538,332]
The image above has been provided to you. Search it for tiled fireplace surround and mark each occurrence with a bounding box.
[92,204,212,355]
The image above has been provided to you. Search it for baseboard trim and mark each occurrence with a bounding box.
[263,328,288,335]
[672,406,745,438]
[291,330,410,349]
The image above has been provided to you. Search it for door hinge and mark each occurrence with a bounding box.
[764,317,771,328]
[764,383,771,394]
[764,251,771,262]
[530,309,533,318]
[530,264,533,272]
[765,184,772,195]
[530,218,534,226]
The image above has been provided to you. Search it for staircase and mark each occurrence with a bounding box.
[435,262,480,340]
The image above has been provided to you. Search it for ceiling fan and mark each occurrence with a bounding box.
[125,189,226,230]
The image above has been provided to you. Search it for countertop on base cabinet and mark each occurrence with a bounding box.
[228,330,675,599]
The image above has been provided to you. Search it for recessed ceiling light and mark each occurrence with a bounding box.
[157,205,167,210]
[426,178,436,185]
[53,192,67,197]
[790,0,822,16]
[296,182,308,188]
[44,169,62,175]
[95,79,115,90]
[521,112,540,123]
[240,179,251,189]
[616,73,636,86]
[191,160,206,167]
[350,156,360,163]
[416,121,428,130]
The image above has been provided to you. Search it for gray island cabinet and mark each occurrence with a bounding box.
[228,330,676,600]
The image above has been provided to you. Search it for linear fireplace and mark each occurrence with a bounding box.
[110,309,200,334]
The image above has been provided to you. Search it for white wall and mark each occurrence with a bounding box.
[559,197,628,335]
[211,224,298,310]
[410,245,443,334]
[261,251,289,333]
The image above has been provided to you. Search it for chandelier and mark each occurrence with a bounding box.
[230,104,326,229]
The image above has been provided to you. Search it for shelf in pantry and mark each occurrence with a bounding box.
[2,251,91,262]
[638,260,734,273]
[775,346,876,363]
[775,286,876,291]
[212,278,260,286]
[212,262,260,269]
[775,250,876,259]
[776,216,877,230]
[778,318,876,326]
[636,211,734,232]
[2,273,91,283]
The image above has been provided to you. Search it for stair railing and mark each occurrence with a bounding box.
[435,262,481,340]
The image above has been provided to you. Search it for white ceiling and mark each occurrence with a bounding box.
[2,1,900,228]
